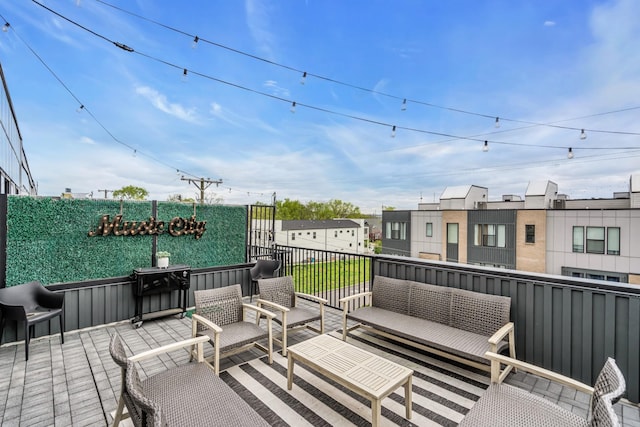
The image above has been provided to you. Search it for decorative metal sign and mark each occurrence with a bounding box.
[88,214,206,239]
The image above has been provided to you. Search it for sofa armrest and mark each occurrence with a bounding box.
[339,291,372,307]
[488,322,514,347]
[484,352,594,395]
[294,292,328,305]
[129,336,210,363]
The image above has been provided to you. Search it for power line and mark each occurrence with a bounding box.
[90,0,640,137]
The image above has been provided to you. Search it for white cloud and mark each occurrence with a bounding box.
[135,86,200,123]
[79,136,97,145]
[245,0,276,58]
[543,20,556,27]
[262,80,290,97]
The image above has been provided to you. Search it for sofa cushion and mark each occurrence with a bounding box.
[347,307,507,364]
[408,282,452,324]
[371,276,410,314]
[450,289,511,336]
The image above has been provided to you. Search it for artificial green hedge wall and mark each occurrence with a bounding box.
[5,197,247,286]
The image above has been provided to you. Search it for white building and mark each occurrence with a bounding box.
[274,219,368,254]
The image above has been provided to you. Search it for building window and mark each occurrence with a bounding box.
[586,227,605,254]
[573,226,584,252]
[387,221,407,240]
[474,224,506,248]
[426,222,433,237]
[313,232,317,239]
[335,231,338,238]
[291,233,295,241]
[607,227,620,255]
[352,230,354,236]
[525,225,535,243]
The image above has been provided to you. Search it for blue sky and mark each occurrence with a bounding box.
[1,0,639,213]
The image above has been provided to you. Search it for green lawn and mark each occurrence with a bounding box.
[290,257,371,294]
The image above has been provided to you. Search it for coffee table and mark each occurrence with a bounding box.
[287,334,413,426]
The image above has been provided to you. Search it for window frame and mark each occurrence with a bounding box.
[425,222,433,237]
[607,227,620,255]
[525,224,535,244]
[586,226,605,254]
[572,226,584,253]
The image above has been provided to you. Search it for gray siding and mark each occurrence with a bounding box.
[382,210,412,256]
[467,209,516,268]
[0,265,252,344]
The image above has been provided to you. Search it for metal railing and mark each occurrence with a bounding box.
[274,245,373,308]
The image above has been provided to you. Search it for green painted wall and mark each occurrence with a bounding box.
[4,197,247,286]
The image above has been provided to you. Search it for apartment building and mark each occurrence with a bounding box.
[382,175,640,284]
[0,63,36,196]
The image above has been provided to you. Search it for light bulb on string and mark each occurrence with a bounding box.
[2,22,10,32]
[494,117,500,128]
[401,99,407,111]
[192,36,199,48]
[76,104,84,113]
[133,149,137,158]
[580,129,587,140]
[391,125,396,138]
[567,147,574,159]
[182,68,188,82]
[290,101,296,113]
[482,140,489,152]
[300,72,307,85]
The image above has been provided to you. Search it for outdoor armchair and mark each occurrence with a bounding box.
[191,284,274,374]
[460,352,626,426]
[109,333,269,427]
[0,280,64,361]
[256,275,326,356]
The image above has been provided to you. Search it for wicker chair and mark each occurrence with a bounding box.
[460,352,626,427]
[191,284,275,374]
[0,281,64,361]
[109,333,269,427]
[256,276,327,356]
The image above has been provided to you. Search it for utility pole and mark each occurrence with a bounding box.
[181,177,223,205]
[98,189,114,199]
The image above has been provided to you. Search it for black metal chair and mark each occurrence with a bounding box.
[249,259,281,302]
[0,281,64,361]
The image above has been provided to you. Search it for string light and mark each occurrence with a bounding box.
[568,147,574,159]
[300,71,307,85]
[391,125,396,138]
[182,68,188,82]
[26,1,640,160]
[290,101,296,113]
[495,117,500,128]
[2,22,9,32]
[84,0,640,139]
[483,140,489,152]
[76,104,84,113]
[401,99,407,111]
[192,35,199,48]
[580,129,587,140]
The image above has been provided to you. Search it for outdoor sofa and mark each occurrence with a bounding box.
[340,275,516,379]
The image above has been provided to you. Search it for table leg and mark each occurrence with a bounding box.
[287,353,294,390]
[371,399,381,427]
[404,374,413,419]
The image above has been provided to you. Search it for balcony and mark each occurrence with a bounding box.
[1,249,639,425]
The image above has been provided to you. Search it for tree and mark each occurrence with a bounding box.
[274,198,364,220]
[112,185,148,200]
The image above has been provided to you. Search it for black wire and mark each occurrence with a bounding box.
[28,0,640,153]
[91,0,640,136]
